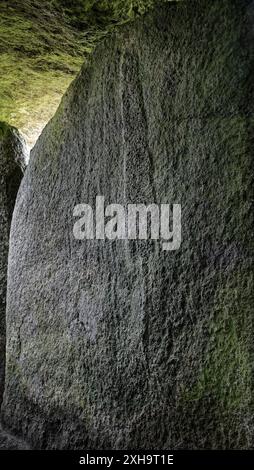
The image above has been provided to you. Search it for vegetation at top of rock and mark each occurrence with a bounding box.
[0,0,176,147]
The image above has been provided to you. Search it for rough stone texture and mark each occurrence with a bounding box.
[0,0,173,147]
[0,123,26,404]
[0,424,29,450]
[2,0,254,449]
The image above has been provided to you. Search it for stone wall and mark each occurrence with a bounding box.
[2,0,254,449]
[0,123,26,403]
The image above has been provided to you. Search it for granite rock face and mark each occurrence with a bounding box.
[2,0,254,449]
[0,123,26,403]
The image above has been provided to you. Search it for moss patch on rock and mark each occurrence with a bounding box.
[0,0,176,147]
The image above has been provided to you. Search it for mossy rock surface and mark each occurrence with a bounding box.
[2,0,254,449]
[0,0,175,146]
[0,122,26,404]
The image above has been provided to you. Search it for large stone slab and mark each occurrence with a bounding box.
[2,0,254,449]
[0,123,26,402]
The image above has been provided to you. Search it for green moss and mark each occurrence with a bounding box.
[0,0,178,146]
[0,1,85,146]
[182,279,252,413]
[52,0,165,26]
[0,122,9,139]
